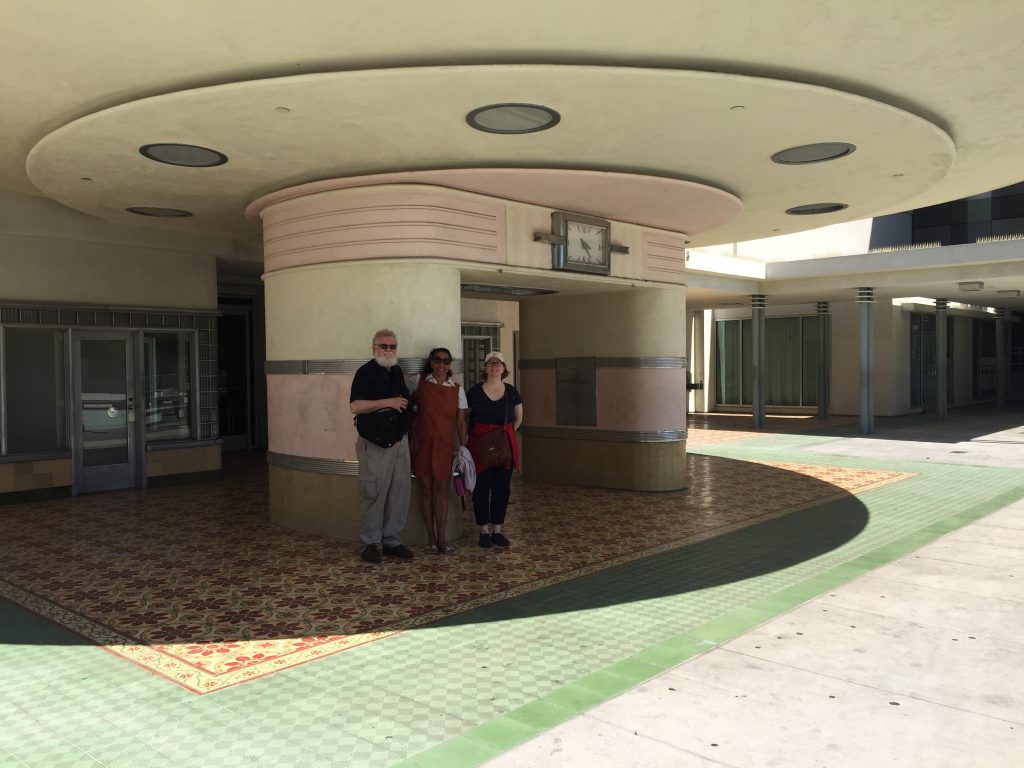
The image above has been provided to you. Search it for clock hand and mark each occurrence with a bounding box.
[580,239,592,262]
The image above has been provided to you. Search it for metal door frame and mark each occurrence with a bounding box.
[71,329,142,494]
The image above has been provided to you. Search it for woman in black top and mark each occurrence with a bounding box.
[466,350,523,548]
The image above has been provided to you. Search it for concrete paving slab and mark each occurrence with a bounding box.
[721,602,1024,721]
[823,575,1024,644]
[941,521,1024,549]
[481,716,732,768]
[868,555,1024,600]
[906,538,1024,570]
[799,438,1024,469]
[980,505,1024,526]
[586,653,1021,768]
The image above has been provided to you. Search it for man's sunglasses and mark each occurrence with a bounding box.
[375,343,398,350]
[430,356,453,364]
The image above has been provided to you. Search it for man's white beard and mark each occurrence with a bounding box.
[374,353,399,369]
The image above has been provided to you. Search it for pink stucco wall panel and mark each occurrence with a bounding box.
[262,187,505,272]
[596,367,687,431]
[267,374,357,461]
[519,368,556,427]
[519,366,685,431]
[644,233,687,284]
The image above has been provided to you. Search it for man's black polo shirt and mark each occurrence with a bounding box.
[350,359,412,435]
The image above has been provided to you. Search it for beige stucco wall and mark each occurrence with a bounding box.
[0,190,221,309]
[264,261,462,360]
[519,286,686,359]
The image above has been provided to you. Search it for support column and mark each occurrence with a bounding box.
[518,285,688,491]
[935,298,948,419]
[857,287,875,435]
[995,308,1007,408]
[264,260,464,543]
[816,301,831,420]
[751,294,766,429]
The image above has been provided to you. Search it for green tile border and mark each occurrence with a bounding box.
[393,481,1024,768]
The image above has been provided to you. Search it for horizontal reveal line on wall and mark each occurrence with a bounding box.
[263,219,500,246]
[262,203,499,233]
[521,426,687,443]
[519,357,687,370]
[268,452,359,476]
[265,236,500,260]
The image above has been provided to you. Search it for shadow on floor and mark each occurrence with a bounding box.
[0,452,877,650]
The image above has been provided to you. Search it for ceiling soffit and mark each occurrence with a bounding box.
[26,65,954,245]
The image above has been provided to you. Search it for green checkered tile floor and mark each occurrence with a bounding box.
[3,424,1024,768]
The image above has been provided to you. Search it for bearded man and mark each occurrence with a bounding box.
[349,329,415,563]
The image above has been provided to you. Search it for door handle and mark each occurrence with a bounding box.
[127,396,136,424]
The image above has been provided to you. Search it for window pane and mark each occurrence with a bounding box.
[143,333,192,441]
[715,320,744,404]
[765,317,802,406]
[4,328,68,453]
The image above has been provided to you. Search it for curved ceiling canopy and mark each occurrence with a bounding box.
[26,65,954,245]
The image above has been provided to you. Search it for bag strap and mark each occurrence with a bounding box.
[503,385,511,425]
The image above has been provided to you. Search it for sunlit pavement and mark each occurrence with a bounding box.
[2,407,1023,767]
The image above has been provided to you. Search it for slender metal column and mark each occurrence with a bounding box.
[995,308,1007,409]
[816,301,830,420]
[935,298,948,419]
[751,294,766,429]
[857,288,874,435]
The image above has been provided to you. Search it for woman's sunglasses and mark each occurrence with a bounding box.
[430,356,453,365]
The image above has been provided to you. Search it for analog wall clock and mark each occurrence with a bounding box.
[551,211,612,275]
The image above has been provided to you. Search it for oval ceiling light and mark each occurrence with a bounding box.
[771,142,856,165]
[785,202,848,215]
[466,103,560,134]
[126,206,193,218]
[139,143,228,167]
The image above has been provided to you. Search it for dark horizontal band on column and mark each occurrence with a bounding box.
[265,358,461,374]
[520,426,687,443]
[519,357,688,370]
[267,451,360,475]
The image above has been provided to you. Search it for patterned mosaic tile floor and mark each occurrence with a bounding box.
[3,412,1023,768]
[0,436,905,694]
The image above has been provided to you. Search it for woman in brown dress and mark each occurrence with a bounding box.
[411,347,468,554]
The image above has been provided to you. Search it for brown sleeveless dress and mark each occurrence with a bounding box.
[411,379,460,482]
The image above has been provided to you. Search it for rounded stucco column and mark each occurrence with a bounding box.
[518,285,688,491]
[264,260,463,543]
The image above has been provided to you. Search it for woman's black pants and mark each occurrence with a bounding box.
[472,465,513,526]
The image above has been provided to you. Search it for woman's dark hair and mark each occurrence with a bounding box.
[421,347,454,379]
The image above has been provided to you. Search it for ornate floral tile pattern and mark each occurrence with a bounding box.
[0,443,911,694]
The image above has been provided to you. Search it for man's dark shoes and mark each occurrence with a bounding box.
[491,532,511,547]
[478,533,493,548]
[361,544,382,564]
[382,544,415,559]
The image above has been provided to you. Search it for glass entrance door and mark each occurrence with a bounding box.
[73,331,138,493]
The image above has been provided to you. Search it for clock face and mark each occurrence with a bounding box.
[565,221,608,266]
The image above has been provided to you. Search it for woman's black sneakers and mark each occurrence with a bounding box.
[491,533,511,547]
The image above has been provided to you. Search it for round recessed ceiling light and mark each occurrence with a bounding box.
[126,206,193,218]
[772,142,856,165]
[466,103,560,134]
[139,143,228,167]
[785,203,848,215]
